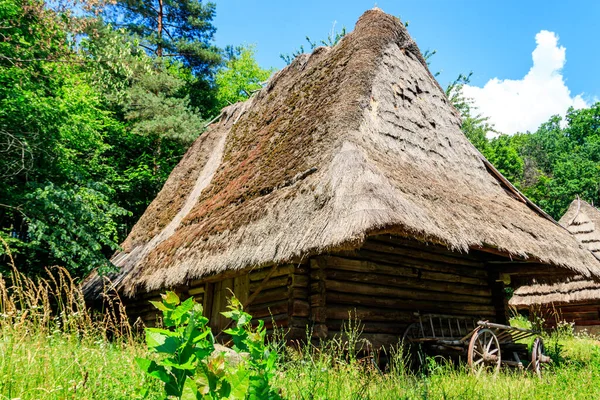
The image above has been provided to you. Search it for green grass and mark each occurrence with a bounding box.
[1,262,600,399]
[275,334,600,399]
[1,326,599,399]
[0,327,161,400]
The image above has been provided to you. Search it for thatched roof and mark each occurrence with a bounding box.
[83,9,600,298]
[510,199,600,307]
[510,276,600,307]
[560,198,600,258]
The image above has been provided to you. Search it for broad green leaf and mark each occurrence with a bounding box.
[145,327,178,336]
[163,291,180,306]
[171,297,195,322]
[135,357,171,383]
[227,368,251,400]
[195,373,211,396]
[150,300,169,311]
[146,330,179,354]
[181,378,199,400]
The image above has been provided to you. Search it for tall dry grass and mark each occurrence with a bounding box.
[0,237,133,340]
[0,238,161,399]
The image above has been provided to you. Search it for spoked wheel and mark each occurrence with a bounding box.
[530,337,546,377]
[402,323,421,342]
[468,328,501,375]
[402,323,424,369]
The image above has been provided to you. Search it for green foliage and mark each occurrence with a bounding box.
[486,135,525,184]
[136,291,215,398]
[83,25,204,143]
[0,0,130,274]
[0,0,276,278]
[24,182,129,275]
[222,296,280,400]
[0,0,200,277]
[280,23,346,65]
[4,267,600,400]
[103,0,221,76]
[488,106,600,218]
[137,292,280,399]
[446,72,495,156]
[215,45,274,109]
[450,71,600,220]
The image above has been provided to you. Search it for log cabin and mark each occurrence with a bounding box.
[510,198,600,335]
[82,9,600,348]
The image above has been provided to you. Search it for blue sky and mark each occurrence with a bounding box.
[212,0,599,134]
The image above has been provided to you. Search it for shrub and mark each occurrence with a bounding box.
[136,291,280,399]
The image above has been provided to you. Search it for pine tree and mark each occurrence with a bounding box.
[104,0,222,76]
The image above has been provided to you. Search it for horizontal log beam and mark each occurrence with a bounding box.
[324,306,414,323]
[188,286,205,296]
[492,263,576,277]
[324,267,491,297]
[341,248,489,280]
[324,279,493,305]
[364,238,485,268]
[251,286,289,305]
[370,235,483,262]
[326,292,496,316]
[249,276,288,292]
[250,263,308,282]
[326,331,400,348]
[248,301,288,319]
[324,255,488,286]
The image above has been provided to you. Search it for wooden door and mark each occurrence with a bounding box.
[207,275,249,332]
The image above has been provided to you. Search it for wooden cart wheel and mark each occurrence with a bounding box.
[468,328,501,375]
[402,323,423,369]
[530,337,545,377]
[402,323,421,343]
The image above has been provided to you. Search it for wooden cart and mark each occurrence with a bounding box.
[402,313,551,376]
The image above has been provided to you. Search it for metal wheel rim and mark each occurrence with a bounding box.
[468,328,501,375]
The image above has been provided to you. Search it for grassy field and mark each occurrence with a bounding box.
[2,319,600,400]
[276,331,600,399]
[1,265,600,399]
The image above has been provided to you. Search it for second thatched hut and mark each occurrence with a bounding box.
[510,198,600,334]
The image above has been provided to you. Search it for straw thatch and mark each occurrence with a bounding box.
[510,276,600,306]
[510,199,600,307]
[560,198,600,257]
[83,8,600,299]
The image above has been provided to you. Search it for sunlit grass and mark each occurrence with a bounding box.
[1,239,599,400]
[0,328,161,400]
[275,333,600,399]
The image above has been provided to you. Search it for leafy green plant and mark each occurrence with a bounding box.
[136,291,280,399]
[136,292,214,398]
[222,296,281,400]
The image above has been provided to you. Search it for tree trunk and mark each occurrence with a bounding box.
[157,0,163,57]
[153,137,162,175]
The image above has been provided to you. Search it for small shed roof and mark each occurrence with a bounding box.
[510,199,600,307]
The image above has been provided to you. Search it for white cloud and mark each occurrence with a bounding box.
[462,30,589,135]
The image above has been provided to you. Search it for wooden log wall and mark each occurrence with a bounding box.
[122,234,518,349]
[247,263,309,339]
[532,301,600,328]
[122,262,310,341]
[126,289,166,327]
[315,235,500,348]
